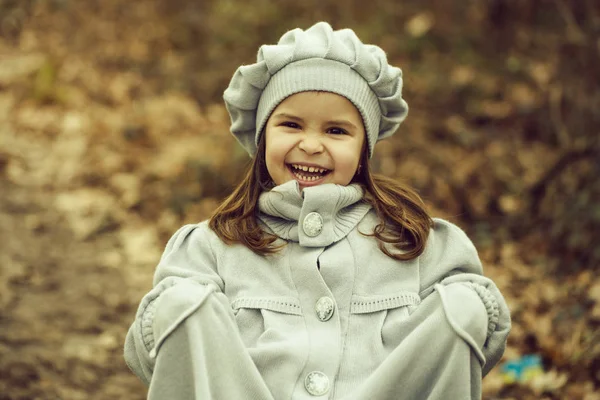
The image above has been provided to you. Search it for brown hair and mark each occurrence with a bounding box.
[209,136,433,261]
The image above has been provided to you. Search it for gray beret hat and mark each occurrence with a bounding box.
[223,22,409,158]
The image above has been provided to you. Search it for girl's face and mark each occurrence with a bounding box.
[264,91,366,191]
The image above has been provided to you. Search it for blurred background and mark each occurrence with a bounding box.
[0,0,599,399]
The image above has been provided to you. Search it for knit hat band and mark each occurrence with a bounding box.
[256,58,380,156]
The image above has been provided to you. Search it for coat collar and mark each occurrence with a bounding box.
[258,180,372,247]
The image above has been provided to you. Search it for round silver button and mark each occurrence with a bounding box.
[303,212,323,237]
[315,296,334,322]
[305,371,330,396]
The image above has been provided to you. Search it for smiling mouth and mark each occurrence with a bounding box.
[288,163,331,182]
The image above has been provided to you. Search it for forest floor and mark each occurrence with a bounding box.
[1,1,599,399]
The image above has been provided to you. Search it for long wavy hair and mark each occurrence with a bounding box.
[209,135,433,260]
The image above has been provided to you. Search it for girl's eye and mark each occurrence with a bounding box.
[327,127,348,135]
[281,121,301,129]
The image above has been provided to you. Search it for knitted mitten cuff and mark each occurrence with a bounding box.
[466,282,500,341]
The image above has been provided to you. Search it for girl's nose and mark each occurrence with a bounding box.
[298,134,324,154]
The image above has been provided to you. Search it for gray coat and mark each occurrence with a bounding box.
[124,181,511,399]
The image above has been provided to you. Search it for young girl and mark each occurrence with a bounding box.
[124,22,510,400]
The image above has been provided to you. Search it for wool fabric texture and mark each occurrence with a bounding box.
[124,181,511,399]
[223,21,409,157]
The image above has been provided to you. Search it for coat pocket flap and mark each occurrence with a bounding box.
[350,292,421,314]
[232,297,302,316]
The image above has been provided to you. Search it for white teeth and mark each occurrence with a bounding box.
[292,171,322,182]
[292,164,328,174]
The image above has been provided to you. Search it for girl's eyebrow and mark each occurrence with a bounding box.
[327,119,359,130]
[271,112,303,122]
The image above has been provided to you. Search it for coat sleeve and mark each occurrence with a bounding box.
[123,222,225,385]
[418,218,511,376]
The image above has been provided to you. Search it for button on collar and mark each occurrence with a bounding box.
[303,212,323,237]
[315,297,335,322]
[305,371,330,396]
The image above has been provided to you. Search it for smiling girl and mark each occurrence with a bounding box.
[265,92,364,190]
[124,22,511,400]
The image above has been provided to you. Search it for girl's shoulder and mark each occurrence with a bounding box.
[421,217,481,265]
[429,217,474,243]
[166,220,213,241]
[162,220,225,256]
[361,211,474,246]
[417,218,484,292]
